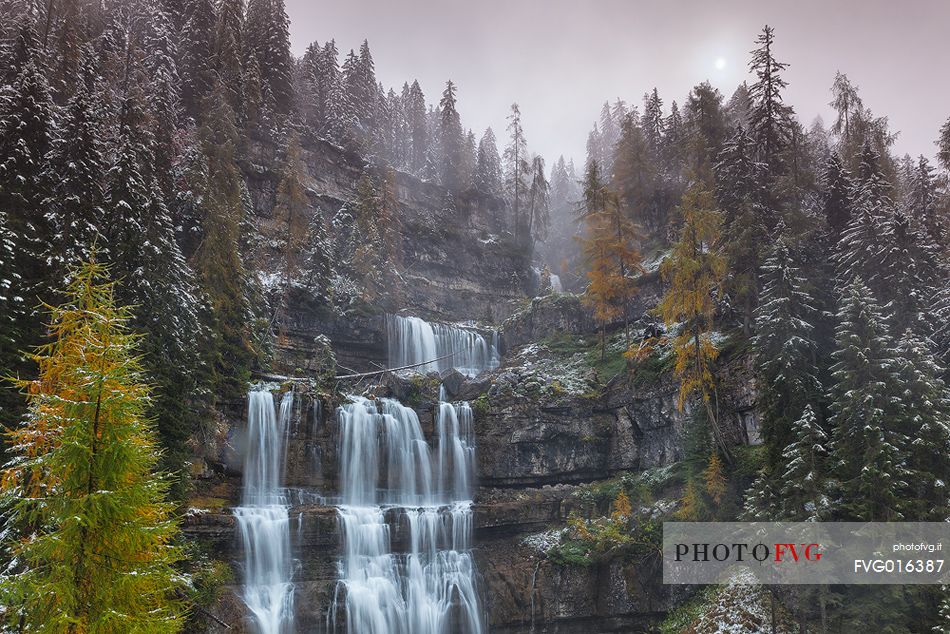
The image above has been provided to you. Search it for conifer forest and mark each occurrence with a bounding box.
[0,0,949,632]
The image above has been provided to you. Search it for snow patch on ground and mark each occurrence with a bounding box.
[691,569,795,633]
[521,528,567,553]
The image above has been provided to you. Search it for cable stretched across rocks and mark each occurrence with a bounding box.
[251,352,459,383]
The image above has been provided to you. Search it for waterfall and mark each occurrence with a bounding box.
[387,315,499,377]
[549,274,562,293]
[330,396,484,634]
[235,390,295,634]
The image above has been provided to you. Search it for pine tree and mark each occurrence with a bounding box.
[180,0,216,118]
[527,155,550,241]
[820,152,854,239]
[683,82,727,176]
[878,209,940,335]
[45,0,84,102]
[613,114,659,232]
[504,103,530,237]
[596,100,620,176]
[835,143,892,295]
[724,82,750,130]
[214,0,245,115]
[142,8,182,203]
[1,17,38,85]
[195,83,256,402]
[931,280,950,375]
[747,24,794,202]
[938,115,950,173]
[319,40,351,143]
[406,79,427,174]
[907,155,944,247]
[438,80,464,191]
[663,100,687,173]
[272,132,309,333]
[0,58,57,411]
[356,40,380,139]
[657,181,729,455]
[641,88,664,156]
[741,469,780,520]
[715,125,768,333]
[104,92,204,480]
[829,72,862,147]
[302,207,335,304]
[752,233,822,464]
[828,277,908,521]
[0,258,185,632]
[777,405,830,521]
[391,84,410,168]
[44,55,105,273]
[0,209,22,429]
[460,128,476,189]
[245,0,294,114]
[893,330,950,520]
[473,127,503,197]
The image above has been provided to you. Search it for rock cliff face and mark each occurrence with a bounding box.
[186,139,760,633]
[240,138,533,374]
[189,335,758,632]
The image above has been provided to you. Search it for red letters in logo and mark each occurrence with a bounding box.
[774,543,823,562]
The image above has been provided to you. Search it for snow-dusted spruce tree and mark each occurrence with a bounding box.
[44,51,105,276]
[527,155,550,241]
[143,4,182,202]
[907,155,944,247]
[195,81,256,403]
[302,206,336,305]
[179,0,215,118]
[213,0,245,115]
[894,330,950,520]
[820,151,854,240]
[104,92,204,482]
[835,142,892,295]
[747,24,793,196]
[715,124,769,334]
[474,127,503,197]
[777,405,830,520]
[878,208,941,336]
[504,103,531,237]
[245,0,294,115]
[0,55,57,426]
[930,279,950,375]
[0,258,185,632]
[642,88,664,156]
[439,80,465,192]
[937,115,950,173]
[752,231,822,465]
[827,277,908,521]
[0,209,22,396]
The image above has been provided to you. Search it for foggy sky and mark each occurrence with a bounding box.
[285,0,949,168]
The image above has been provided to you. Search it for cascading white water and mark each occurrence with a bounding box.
[387,314,499,377]
[235,390,295,634]
[330,396,484,634]
[549,274,563,293]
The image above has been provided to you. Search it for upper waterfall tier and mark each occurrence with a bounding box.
[387,314,499,377]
